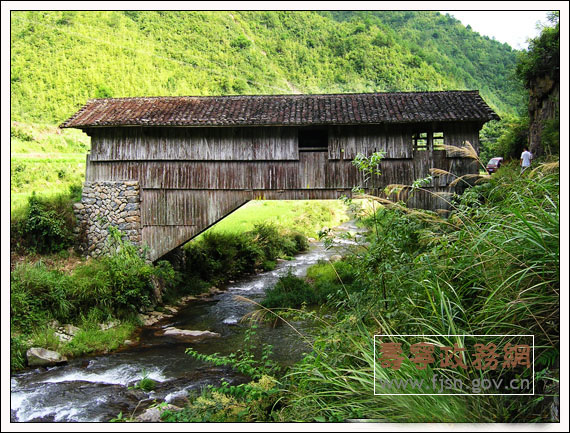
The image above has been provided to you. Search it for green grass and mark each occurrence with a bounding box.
[205,200,349,238]
[10,159,85,211]
[11,122,89,214]
[21,320,138,359]
[11,122,90,154]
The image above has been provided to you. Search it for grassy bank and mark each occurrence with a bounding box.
[10,235,179,371]
[203,200,349,238]
[10,122,89,212]
[278,161,559,422]
[166,161,559,422]
[179,223,310,296]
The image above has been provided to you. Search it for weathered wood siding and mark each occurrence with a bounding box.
[83,122,483,260]
[87,126,298,161]
[329,125,412,159]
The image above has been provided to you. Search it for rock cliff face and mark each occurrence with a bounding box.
[528,75,559,157]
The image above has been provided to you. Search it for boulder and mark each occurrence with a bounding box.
[135,404,180,423]
[26,348,67,367]
[159,327,220,341]
[330,255,342,263]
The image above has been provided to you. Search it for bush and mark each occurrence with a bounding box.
[262,270,315,309]
[11,192,76,254]
[248,223,284,262]
[71,236,173,317]
[182,223,309,287]
[230,35,252,49]
[183,231,263,284]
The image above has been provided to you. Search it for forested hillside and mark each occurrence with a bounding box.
[11,10,523,124]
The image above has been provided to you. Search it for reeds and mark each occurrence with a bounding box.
[276,161,559,422]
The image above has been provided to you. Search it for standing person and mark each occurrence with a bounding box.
[520,147,532,174]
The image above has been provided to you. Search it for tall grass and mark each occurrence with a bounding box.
[276,162,559,422]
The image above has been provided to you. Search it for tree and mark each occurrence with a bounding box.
[516,12,559,157]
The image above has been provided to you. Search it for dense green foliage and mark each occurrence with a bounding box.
[183,223,308,287]
[10,10,523,124]
[10,188,79,254]
[262,262,357,309]
[516,12,559,88]
[11,239,176,330]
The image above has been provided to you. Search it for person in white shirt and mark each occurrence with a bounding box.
[520,147,532,174]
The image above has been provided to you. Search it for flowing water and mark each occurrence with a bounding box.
[11,221,364,422]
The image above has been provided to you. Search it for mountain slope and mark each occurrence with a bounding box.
[11,11,523,124]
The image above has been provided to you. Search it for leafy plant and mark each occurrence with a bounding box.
[132,370,157,392]
[12,193,75,254]
[186,324,280,380]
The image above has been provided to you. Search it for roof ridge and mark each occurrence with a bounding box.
[82,90,481,103]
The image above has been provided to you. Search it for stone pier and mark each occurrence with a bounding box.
[73,181,142,258]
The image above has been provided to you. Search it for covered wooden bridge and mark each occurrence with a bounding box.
[61,90,499,261]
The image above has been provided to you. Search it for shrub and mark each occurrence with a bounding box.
[71,236,166,317]
[289,231,309,252]
[11,192,76,254]
[262,270,315,309]
[183,231,263,284]
[182,224,309,287]
[230,35,252,49]
[248,223,284,262]
[11,124,34,141]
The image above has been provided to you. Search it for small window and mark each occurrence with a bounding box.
[412,132,428,151]
[299,128,328,152]
[433,132,445,150]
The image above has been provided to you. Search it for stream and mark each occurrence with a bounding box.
[11,221,364,422]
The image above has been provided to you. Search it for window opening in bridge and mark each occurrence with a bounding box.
[433,131,445,150]
[298,128,328,152]
[412,132,428,151]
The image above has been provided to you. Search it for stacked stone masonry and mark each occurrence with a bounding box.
[73,181,142,258]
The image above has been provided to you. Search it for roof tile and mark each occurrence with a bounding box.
[60,91,500,128]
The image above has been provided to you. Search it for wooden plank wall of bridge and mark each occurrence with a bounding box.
[84,123,480,260]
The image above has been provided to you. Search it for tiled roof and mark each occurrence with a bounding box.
[60,91,500,128]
